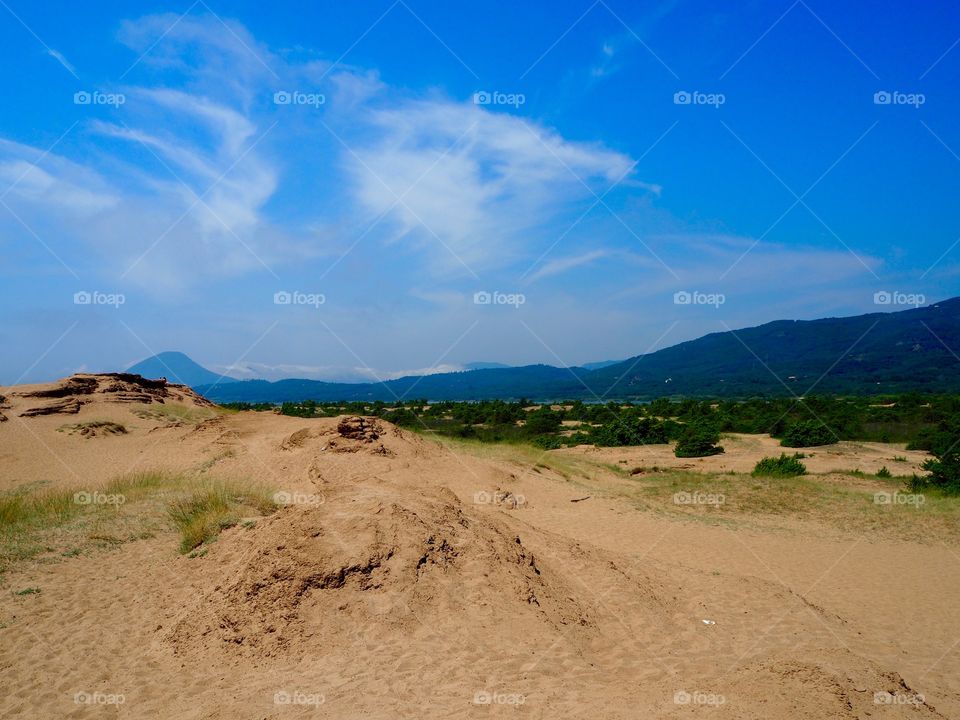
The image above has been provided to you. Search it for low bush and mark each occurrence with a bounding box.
[674,422,724,458]
[752,453,807,477]
[382,408,419,427]
[914,444,960,495]
[780,420,837,447]
[591,417,669,447]
[532,435,563,450]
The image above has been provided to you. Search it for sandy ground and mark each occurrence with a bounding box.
[1,375,958,719]
[557,432,931,475]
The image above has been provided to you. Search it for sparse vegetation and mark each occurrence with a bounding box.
[133,403,218,426]
[57,420,128,437]
[753,453,807,477]
[167,483,277,553]
[0,471,278,571]
[262,393,960,452]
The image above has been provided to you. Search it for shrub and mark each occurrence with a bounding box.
[591,417,669,447]
[523,407,562,436]
[916,444,960,495]
[780,420,836,447]
[752,453,807,477]
[674,422,724,458]
[382,408,419,427]
[876,466,892,478]
[532,435,563,450]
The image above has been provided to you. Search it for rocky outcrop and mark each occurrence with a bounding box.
[13,373,216,417]
[336,416,382,442]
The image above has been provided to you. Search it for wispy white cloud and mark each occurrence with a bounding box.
[46,48,77,76]
[527,249,610,282]
[220,360,467,383]
[344,98,640,275]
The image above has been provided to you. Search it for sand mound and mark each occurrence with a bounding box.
[7,373,214,417]
[718,650,948,718]
[168,484,596,660]
[277,416,427,460]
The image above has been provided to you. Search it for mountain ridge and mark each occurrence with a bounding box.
[184,298,960,402]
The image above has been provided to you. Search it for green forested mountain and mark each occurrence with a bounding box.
[187,299,960,402]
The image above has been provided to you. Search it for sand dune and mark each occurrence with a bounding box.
[0,375,957,718]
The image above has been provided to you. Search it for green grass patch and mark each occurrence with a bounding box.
[0,470,277,572]
[168,483,277,553]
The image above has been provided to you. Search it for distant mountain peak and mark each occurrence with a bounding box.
[126,351,234,389]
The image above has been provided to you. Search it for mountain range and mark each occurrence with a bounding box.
[127,299,960,402]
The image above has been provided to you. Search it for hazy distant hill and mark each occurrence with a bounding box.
[579,360,621,371]
[127,351,233,388]
[462,362,513,370]
[193,299,960,402]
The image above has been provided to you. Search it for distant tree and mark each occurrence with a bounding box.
[591,417,669,447]
[674,420,724,458]
[914,420,960,495]
[383,408,419,427]
[780,420,836,447]
[523,407,562,435]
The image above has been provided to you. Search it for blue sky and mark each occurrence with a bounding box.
[1,0,958,383]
